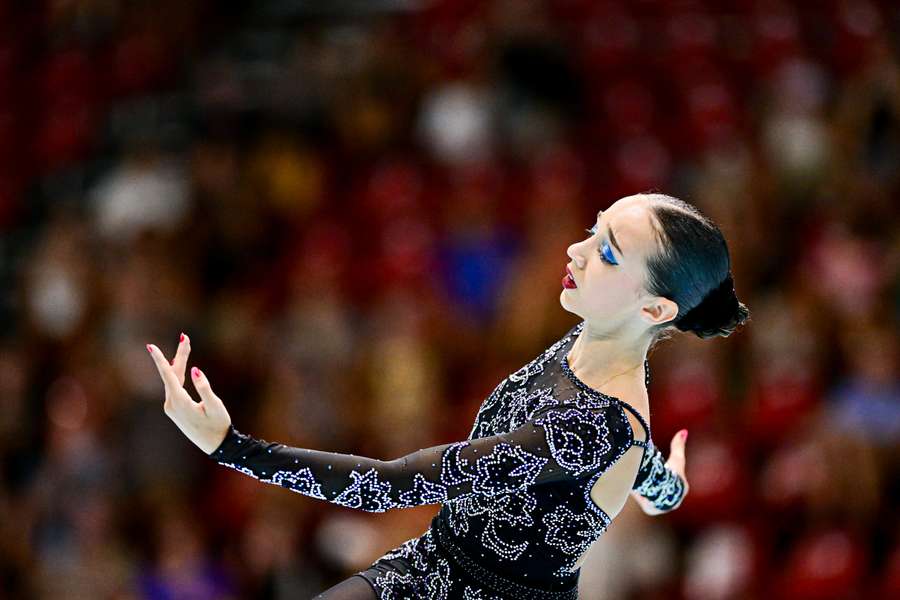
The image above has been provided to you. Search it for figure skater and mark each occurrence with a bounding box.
[146,193,750,599]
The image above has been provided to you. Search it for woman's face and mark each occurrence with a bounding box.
[560,195,670,329]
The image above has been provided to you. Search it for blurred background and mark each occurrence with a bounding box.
[0,0,899,598]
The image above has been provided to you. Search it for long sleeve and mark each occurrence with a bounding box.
[207,405,630,513]
[631,440,686,511]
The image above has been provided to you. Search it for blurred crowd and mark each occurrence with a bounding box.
[1,0,899,598]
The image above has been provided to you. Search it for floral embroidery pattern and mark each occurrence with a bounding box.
[536,408,614,476]
[470,443,547,495]
[397,473,449,508]
[633,440,686,510]
[332,469,394,512]
[372,570,416,600]
[268,467,326,499]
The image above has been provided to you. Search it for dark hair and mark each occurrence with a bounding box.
[640,193,750,341]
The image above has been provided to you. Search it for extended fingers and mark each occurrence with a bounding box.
[190,365,212,400]
[172,332,191,385]
[190,365,225,412]
[147,343,181,392]
[668,429,688,472]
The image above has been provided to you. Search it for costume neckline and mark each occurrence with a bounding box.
[560,322,652,439]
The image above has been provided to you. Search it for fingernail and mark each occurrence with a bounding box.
[180,333,185,343]
[146,344,153,354]
[191,367,201,379]
[681,430,688,440]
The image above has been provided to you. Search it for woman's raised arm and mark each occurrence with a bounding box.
[205,400,640,512]
[147,333,642,513]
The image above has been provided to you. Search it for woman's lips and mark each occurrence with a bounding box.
[562,267,577,289]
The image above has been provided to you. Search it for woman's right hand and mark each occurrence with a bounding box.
[146,333,232,455]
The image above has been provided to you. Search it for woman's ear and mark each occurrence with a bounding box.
[641,296,679,327]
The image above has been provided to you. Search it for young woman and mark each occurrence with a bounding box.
[147,193,750,599]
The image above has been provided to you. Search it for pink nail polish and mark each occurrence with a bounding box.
[192,367,201,379]
[682,430,689,440]
[146,344,152,353]
[180,333,185,342]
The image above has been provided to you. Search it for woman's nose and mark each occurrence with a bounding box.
[567,243,583,268]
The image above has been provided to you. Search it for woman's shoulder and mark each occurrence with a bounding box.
[530,401,640,478]
[607,386,651,445]
[534,398,636,445]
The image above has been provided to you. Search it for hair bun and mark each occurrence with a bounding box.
[674,273,749,339]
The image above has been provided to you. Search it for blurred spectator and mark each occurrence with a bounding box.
[826,322,900,446]
[90,147,190,245]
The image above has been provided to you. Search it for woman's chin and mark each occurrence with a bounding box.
[559,294,579,316]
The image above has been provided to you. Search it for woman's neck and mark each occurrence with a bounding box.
[566,323,650,392]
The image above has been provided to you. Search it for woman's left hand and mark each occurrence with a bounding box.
[146,334,232,455]
[664,429,690,508]
[630,429,690,515]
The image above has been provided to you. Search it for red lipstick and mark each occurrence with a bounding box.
[562,266,577,289]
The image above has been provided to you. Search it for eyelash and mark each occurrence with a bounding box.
[584,225,617,265]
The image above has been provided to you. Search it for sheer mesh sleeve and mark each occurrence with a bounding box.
[631,441,686,511]
[207,405,630,513]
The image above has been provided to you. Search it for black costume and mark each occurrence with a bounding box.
[208,320,685,599]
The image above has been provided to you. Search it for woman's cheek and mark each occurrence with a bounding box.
[592,276,627,311]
